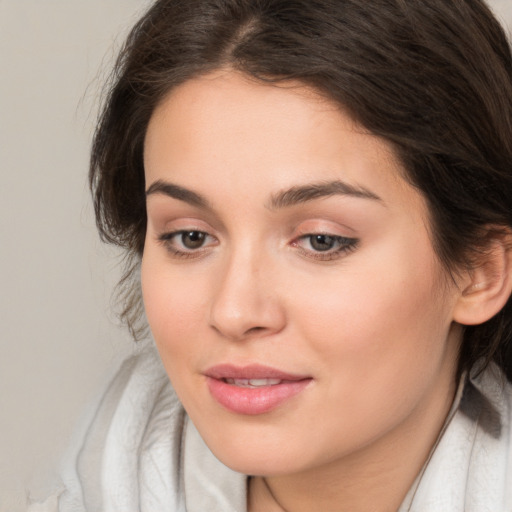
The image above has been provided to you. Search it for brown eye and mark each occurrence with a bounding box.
[181,231,207,249]
[292,233,359,261]
[309,234,336,251]
[158,229,217,258]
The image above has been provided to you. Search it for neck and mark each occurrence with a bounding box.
[248,373,458,512]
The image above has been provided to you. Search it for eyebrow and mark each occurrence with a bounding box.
[145,178,382,210]
[146,180,210,209]
[268,180,382,209]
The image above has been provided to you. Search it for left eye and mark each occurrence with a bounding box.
[307,234,340,252]
[294,233,358,258]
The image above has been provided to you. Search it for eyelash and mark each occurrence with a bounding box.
[292,233,359,261]
[157,230,359,261]
[157,230,217,259]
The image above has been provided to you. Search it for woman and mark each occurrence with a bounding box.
[37,0,512,510]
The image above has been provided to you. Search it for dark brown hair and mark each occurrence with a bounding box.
[91,0,512,379]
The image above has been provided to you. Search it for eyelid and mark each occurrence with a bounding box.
[290,221,359,262]
[293,218,357,237]
[156,228,218,259]
[146,198,227,242]
[292,236,358,262]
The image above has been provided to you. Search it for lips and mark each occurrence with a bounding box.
[224,378,282,387]
[204,364,312,415]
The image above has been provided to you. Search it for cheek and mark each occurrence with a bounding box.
[141,251,210,351]
[289,235,452,375]
[141,252,216,405]
[281,247,456,443]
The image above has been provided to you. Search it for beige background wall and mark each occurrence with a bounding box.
[0,2,149,510]
[1,1,511,510]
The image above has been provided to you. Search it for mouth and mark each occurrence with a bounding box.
[223,378,284,388]
[204,364,312,415]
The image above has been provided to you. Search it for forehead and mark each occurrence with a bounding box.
[144,70,421,214]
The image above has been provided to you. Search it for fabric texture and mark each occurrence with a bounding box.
[29,344,512,512]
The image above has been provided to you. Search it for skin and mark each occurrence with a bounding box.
[142,70,467,512]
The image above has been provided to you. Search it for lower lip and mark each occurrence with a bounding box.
[206,377,311,415]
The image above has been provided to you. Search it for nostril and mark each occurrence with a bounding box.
[245,326,265,335]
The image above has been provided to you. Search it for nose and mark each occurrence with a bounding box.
[209,248,286,341]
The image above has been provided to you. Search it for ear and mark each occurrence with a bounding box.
[453,230,512,326]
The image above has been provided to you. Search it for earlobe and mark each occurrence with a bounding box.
[453,231,512,326]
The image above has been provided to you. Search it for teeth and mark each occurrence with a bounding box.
[248,378,282,387]
[225,378,282,388]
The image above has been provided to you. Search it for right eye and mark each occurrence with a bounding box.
[158,230,217,258]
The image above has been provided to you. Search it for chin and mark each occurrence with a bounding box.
[195,421,315,477]
[212,447,300,477]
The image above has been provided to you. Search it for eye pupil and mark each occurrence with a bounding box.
[310,234,335,251]
[182,231,206,249]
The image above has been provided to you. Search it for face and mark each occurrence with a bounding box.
[142,71,463,477]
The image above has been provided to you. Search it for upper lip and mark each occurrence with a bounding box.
[204,364,310,381]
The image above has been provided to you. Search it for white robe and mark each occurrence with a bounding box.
[30,344,512,512]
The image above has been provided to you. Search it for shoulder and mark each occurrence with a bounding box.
[457,366,512,510]
[465,362,512,454]
[405,364,512,511]
[29,344,247,512]
[57,344,186,512]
